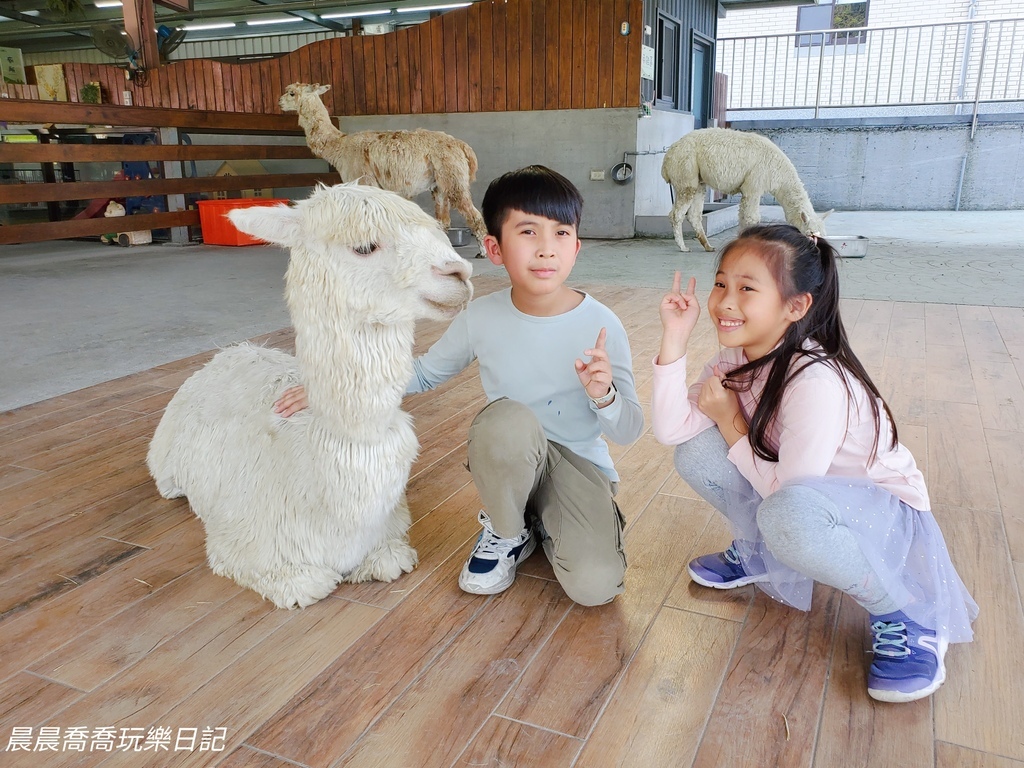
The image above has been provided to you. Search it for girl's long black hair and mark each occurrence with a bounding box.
[721,224,898,463]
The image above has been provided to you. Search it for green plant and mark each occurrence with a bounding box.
[79,82,101,103]
[45,0,84,19]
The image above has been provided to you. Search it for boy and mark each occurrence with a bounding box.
[276,165,644,605]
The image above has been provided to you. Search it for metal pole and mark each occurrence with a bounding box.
[814,32,826,118]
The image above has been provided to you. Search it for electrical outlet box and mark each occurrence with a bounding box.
[590,169,605,181]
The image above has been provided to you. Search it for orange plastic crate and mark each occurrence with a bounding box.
[197,198,290,246]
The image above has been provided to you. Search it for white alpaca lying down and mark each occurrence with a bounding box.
[147,183,473,608]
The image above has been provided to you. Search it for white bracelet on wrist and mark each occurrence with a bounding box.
[589,383,617,406]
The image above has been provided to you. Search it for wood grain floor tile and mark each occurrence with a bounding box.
[575,607,741,768]
[926,401,1000,512]
[338,579,572,768]
[39,591,291,756]
[959,306,1009,363]
[663,501,752,624]
[0,535,146,623]
[0,464,43,493]
[925,303,966,349]
[934,504,1024,761]
[0,672,82,734]
[937,742,1024,768]
[0,523,206,683]
[28,565,242,692]
[692,585,840,768]
[496,494,699,737]
[246,555,490,767]
[612,435,677,528]
[879,353,929,427]
[100,599,388,768]
[216,747,300,768]
[15,413,160,473]
[454,716,582,768]
[814,595,935,768]
[968,357,1024,432]
[984,429,1024,562]
[926,343,977,404]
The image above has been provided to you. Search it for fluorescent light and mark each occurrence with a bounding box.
[320,9,391,19]
[182,22,237,31]
[247,17,303,26]
[94,1,123,8]
[396,3,471,12]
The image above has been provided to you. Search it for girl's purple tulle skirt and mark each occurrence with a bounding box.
[727,475,978,644]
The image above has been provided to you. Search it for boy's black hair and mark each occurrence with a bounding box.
[481,165,583,240]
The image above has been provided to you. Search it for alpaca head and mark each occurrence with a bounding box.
[799,208,833,237]
[228,183,473,325]
[279,82,330,113]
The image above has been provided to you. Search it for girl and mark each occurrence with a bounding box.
[651,224,977,703]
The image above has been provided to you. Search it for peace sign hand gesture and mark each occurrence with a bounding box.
[658,272,700,365]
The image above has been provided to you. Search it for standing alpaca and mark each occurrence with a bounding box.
[662,127,832,252]
[280,82,488,255]
[147,183,473,609]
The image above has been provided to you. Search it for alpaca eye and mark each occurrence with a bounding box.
[353,243,378,256]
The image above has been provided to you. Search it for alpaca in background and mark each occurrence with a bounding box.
[662,127,832,252]
[280,82,488,254]
[147,183,473,608]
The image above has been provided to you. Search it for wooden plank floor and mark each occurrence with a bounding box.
[1,273,1022,767]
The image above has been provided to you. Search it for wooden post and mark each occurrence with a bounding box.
[159,126,190,244]
[123,0,160,72]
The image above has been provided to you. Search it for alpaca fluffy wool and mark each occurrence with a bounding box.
[661,127,831,252]
[280,82,487,254]
[147,183,473,608]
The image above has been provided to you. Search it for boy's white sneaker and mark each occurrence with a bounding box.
[458,510,536,595]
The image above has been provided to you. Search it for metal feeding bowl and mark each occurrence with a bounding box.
[611,161,634,184]
[447,228,472,247]
[833,235,869,258]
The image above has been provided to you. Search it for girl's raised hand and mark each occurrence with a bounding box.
[657,272,700,366]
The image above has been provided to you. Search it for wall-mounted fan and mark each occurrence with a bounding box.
[157,25,187,63]
[92,24,139,69]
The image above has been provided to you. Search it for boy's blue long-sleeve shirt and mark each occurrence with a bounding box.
[407,288,645,481]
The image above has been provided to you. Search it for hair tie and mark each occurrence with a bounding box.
[808,233,819,246]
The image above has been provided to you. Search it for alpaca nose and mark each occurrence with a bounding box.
[433,260,471,283]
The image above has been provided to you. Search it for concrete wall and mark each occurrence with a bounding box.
[732,117,1024,210]
[323,109,642,239]
[633,109,694,217]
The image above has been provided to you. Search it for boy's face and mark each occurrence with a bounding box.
[483,209,581,298]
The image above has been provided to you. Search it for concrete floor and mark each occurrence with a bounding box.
[2,206,1023,412]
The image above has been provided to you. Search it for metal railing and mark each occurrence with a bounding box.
[716,17,1024,124]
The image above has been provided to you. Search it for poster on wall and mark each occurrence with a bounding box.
[0,45,27,84]
[35,64,68,101]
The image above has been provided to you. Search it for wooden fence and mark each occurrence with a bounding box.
[0,101,335,245]
[0,0,643,116]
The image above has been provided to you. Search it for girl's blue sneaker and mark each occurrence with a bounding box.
[867,611,948,703]
[687,542,768,589]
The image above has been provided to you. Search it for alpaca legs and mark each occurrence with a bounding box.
[686,185,714,252]
[668,186,693,252]
[452,192,487,258]
[738,189,762,231]
[229,563,342,609]
[343,494,418,584]
[433,192,452,230]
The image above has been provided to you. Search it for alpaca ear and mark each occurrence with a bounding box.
[821,209,834,220]
[227,204,302,247]
[316,84,331,95]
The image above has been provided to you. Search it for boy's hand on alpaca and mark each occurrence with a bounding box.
[575,327,614,403]
[273,385,309,417]
[698,366,745,444]
[658,272,700,364]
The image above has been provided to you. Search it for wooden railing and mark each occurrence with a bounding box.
[0,100,337,245]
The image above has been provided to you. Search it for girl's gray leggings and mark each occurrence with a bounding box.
[675,427,902,616]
